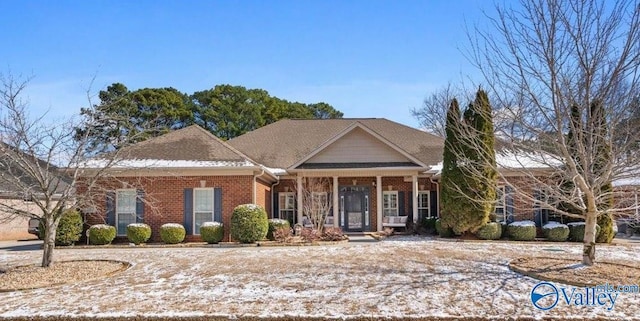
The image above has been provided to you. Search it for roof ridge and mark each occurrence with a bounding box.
[185,125,260,166]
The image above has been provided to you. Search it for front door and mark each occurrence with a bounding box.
[339,186,370,232]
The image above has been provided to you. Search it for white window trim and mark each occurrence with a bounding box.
[382,191,399,217]
[495,186,506,222]
[116,189,137,236]
[417,191,431,218]
[193,188,215,235]
[279,192,295,220]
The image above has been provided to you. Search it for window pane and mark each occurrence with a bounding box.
[418,193,429,208]
[195,189,213,212]
[496,187,505,207]
[495,208,505,222]
[117,190,136,212]
[194,212,213,234]
[419,208,430,218]
[117,213,136,235]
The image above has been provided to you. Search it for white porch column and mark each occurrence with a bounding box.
[333,176,339,227]
[412,175,419,224]
[297,175,303,225]
[376,176,383,231]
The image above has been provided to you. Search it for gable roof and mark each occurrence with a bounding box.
[227,118,444,169]
[114,125,257,167]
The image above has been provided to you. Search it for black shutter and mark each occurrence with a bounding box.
[328,192,333,218]
[135,189,145,223]
[106,192,115,226]
[398,191,405,216]
[533,189,542,227]
[214,188,222,222]
[408,192,414,221]
[430,190,438,218]
[273,192,279,219]
[505,186,515,223]
[184,188,194,235]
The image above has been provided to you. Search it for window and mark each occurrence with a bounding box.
[383,191,398,217]
[312,192,329,217]
[494,186,506,222]
[278,192,295,224]
[116,189,137,235]
[417,191,431,218]
[194,188,214,234]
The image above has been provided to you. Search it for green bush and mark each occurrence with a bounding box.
[507,221,537,241]
[596,214,615,244]
[476,222,502,240]
[230,204,268,243]
[267,219,290,241]
[160,223,186,244]
[500,222,509,238]
[39,210,83,246]
[543,222,569,242]
[126,223,152,245]
[200,222,224,244]
[421,217,438,234]
[435,219,454,238]
[568,222,601,242]
[89,224,116,245]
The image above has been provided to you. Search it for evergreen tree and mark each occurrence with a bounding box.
[440,98,466,232]
[590,101,615,243]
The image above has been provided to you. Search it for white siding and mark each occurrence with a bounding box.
[306,128,412,164]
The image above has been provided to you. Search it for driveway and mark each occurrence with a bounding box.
[0,240,42,252]
[0,237,638,320]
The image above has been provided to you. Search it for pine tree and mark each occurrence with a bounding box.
[440,98,466,232]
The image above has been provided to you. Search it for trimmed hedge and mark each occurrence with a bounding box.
[476,222,502,240]
[126,223,152,245]
[500,222,508,238]
[542,222,569,242]
[507,221,537,241]
[200,222,224,244]
[160,223,186,244]
[435,219,454,238]
[230,204,268,243]
[89,224,116,245]
[39,210,83,246]
[267,219,290,241]
[568,222,601,242]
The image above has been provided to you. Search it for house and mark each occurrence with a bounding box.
[83,118,540,242]
[0,144,67,241]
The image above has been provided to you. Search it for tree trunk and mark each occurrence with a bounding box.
[582,212,597,266]
[41,219,57,267]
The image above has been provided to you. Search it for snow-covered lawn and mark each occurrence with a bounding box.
[1,236,639,319]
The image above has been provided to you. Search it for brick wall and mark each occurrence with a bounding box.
[83,175,254,242]
[255,179,271,217]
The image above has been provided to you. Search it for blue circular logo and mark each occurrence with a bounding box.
[531,282,559,310]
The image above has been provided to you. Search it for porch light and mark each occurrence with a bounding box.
[352,179,357,185]
[387,185,393,191]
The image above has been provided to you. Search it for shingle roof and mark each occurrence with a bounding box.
[227,118,444,169]
[117,125,256,165]
[0,143,69,196]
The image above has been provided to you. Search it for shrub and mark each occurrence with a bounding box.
[543,222,570,242]
[160,223,186,244]
[507,221,537,241]
[267,219,290,241]
[500,222,509,238]
[200,222,224,244]
[89,224,116,245]
[476,222,502,240]
[273,226,293,243]
[596,214,616,244]
[568,222,601,242]
[435,219,454,238]
[230,204,268,243]
[126,223,152,245]
[300,228,320,242]
[39,210,83,246]
[321,227,345,241]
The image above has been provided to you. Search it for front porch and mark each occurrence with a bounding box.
[272,174,439,232]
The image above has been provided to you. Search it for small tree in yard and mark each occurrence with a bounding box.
[440,98,467,233]
[0,74,152,267]
[299,177,332,233]
[468,0,640,265]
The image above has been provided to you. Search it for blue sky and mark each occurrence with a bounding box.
[0,0,492,128]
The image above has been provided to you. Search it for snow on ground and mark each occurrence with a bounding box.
[0,237,639,319]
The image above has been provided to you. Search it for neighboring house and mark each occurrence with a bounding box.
[83,118,545,242]
[0,144,67,241]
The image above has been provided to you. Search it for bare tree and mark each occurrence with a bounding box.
[0,74,153,267]
[464,0,640,265]
[298,177,332,233]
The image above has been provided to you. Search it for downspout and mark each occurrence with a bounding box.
[429,177,440,217]
[271,178,281,218]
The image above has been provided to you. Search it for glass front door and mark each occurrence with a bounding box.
[339,186,370,232]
